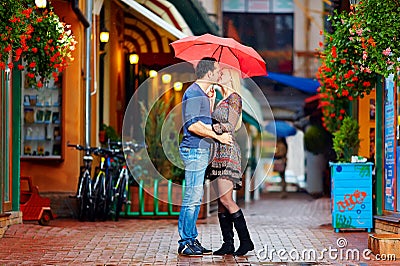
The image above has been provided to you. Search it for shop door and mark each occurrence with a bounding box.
[397,77,400,212]
[0,69,11,213]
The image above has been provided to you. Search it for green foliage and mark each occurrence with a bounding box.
[332,116,360,162]
[101,124,120,142]
[317,0,400,133]
[140,96,184,183]
[304,125,331,155]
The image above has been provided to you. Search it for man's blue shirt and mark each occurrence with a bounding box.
[180,83,212,149]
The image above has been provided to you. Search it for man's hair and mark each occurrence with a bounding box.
[195,57,217,79]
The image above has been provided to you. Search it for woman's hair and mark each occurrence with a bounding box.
[228,69,243,131]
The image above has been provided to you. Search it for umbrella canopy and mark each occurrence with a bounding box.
[265,120,297,137]
[170,33,267,78]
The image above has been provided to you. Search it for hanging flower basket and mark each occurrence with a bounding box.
[0,0,77,88]
[316,0,400,133]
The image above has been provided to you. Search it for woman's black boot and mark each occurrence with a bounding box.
[232,209,254,256]
[213,212,235,255]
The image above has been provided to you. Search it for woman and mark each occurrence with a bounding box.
[206,68,254,256]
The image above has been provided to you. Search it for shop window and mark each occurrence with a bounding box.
[21,73,62,159]
[223,12,293,74]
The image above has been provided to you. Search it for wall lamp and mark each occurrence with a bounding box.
[162,74,172,84]
[100,28,110,43]
[35,0,47,8]
[149,70,158,78]
[173,82,183,91]
[129,53,139,65]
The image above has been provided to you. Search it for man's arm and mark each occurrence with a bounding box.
[188,121,232,145]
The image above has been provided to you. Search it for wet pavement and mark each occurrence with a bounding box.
[1,192,398,265]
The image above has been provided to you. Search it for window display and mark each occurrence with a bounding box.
[21,73,62,159]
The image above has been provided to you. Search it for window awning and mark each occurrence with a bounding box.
[167,0,219,35]
[121,0,188,39]
[264,72,320,94]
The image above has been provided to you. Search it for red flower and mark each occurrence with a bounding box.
[7,62,13,69]
[27,73,35,79]
[363,81,371,87]
[17,64,24,70]
[340,109,346,114]
[4,45,12,53]
[37,81,43,88]
[342,90,349,96]
[348,96,353,101]
[32,47,38,53]
[29,62,36,68]
[332,46,337,58]
[15,48,23,56]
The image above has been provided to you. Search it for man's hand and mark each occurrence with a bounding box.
[217,132,233,145]
[188,121,233,145]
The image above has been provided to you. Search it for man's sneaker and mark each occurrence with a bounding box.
[178,243,203,256]
[194,239,212,255]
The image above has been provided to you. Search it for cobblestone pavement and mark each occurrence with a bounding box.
[1,192,398,265]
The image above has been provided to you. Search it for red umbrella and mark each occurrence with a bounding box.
[170,33,267,78]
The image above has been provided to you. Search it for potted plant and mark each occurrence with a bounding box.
[128,96,194,218]
[303,124,332,196]
[332,116,360,162]
[329,116,373,232]
[99,124,120,144]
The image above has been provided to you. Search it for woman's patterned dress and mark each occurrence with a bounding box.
[207,92,242,190]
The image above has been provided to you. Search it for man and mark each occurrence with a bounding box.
[178,57,233,256]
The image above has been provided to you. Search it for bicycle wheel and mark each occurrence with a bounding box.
[79,173,95,222]
[77,172,88,221]
[105,169,116,220]
[94,172,107,221]
[115,176,127,221]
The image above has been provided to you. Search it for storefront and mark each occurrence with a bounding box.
[0,0,264,227]
[373,76,400,233]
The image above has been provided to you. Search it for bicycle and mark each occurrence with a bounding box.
[91,147,117,221]
[67,143,99,221]
[109,141,146,221]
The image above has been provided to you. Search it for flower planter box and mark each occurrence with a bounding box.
[330,162,373,232]
[368,234,400,259]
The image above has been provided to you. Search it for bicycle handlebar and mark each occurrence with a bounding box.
[67,142,100,155]
[108,140,147,152]
[67,141,146,158]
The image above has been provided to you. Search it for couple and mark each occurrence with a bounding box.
[177,57,254,257]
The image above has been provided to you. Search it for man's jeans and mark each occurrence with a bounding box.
[178,147,209,246]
